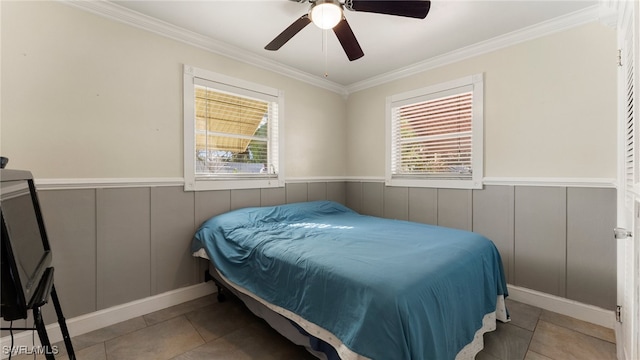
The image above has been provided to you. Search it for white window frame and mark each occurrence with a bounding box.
[385,74,484,189]
[183,65,285,191]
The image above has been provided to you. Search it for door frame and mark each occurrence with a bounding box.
[615,1,639,359]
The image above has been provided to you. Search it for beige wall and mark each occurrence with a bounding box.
[346,22,617,179]
[0,1,347,180]
[1,2,617,182]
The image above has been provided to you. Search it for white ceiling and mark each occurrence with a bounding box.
[103,0,600,90]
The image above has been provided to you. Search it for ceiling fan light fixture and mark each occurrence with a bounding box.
[310,0,343,29]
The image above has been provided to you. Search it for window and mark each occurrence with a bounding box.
[386,74,483,189]
[184,65,284,191]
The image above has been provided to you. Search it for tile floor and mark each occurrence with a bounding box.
[11,294,616,360]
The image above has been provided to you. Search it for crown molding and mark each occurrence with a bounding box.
[345,4,605,93]
[60,1,607,96]
[59,0,349,96]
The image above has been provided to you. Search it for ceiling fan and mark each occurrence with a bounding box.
[265,0,432,61]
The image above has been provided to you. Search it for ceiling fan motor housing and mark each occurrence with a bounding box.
[269,1,431,61]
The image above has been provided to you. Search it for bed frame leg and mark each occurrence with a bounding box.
[204,269,214,282]
[215,287,227,302]
[204,269,227,303]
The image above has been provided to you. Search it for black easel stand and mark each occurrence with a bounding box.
[1,268,75,360]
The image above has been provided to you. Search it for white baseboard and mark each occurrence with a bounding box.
[507,284,615,329]
[0,282,216,358]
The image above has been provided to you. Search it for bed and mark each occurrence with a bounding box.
[191,200,509,360]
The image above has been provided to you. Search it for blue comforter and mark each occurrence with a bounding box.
[192,201,507,359]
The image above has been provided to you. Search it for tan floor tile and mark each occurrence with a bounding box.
[5,342,71,360]
[479,322,532,360]
[475,350,501,360]
[506,299,542,331]
[57,342,106,360]
[144,295,216,326]
[106,316,204,360]
[539,310,615,343]
[4,350,46,360]
[70,316,148,350]
[221,321,316,360]
[529,320,616,360]
[186,298,258,342]
[171,335,254,360]
[174,321,315,360]
[524,350,554,360]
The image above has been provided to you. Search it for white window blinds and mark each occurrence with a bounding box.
[386,74,483,189]
[183,65,284,191]
[391,91,473,179]
[194,85,279,177]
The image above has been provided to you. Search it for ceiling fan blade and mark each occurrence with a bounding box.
[333,18,364,61]
[265,14,311,51]
[346,0,431,19]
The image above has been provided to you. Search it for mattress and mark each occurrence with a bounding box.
[192,201,509,359]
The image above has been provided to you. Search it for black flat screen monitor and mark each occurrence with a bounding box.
[1,169,52,321]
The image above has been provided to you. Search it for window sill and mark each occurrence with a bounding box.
[385,177,483,190]
[185,177,284,191]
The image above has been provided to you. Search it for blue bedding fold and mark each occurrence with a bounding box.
[192,201,508,360]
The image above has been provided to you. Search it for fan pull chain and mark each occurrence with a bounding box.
[323,29,329,78]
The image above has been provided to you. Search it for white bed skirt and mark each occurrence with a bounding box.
[456,296,509,359]
[194,249,509,360]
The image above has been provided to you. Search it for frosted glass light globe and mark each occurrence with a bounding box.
[310,2,343,30]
